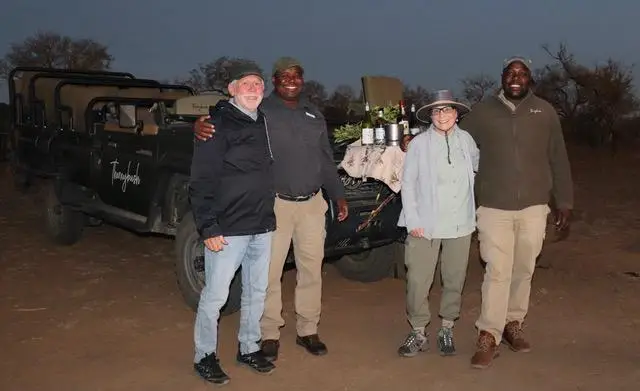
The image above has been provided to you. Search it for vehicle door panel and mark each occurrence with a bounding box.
[97,123,157,216]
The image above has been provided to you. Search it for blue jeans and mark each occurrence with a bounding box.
[194,232,272,362]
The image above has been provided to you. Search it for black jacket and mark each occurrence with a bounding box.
[259,94,346,199]
[189,100,276,239]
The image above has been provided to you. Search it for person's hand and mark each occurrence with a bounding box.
[409,228,424,238]
[336,198,349,222]
[194,115,216,141]
[554,208,571,232]
[204,235,228,252]
[400,135,412,152]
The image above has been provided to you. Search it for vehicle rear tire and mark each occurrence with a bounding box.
[175,212,241,315]
[44,181,84,245]
[333,242,403,282]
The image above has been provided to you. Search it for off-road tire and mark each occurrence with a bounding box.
[333,242,403,282]
[174,212,241,315]
[44,181,84,245]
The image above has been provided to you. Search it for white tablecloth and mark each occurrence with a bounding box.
[338,140,406,193]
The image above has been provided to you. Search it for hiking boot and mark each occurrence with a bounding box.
[194,353,230,385]
[296,334,328,356]
[236,350,275,374]
[397,329,428,357]
[436,327,456,356]
[470,331,500,369]
[260,339,280,362]
[503,321,531,352]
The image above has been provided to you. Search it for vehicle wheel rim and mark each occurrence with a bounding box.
[46,199,62,226]
[349,249,372,262]
[186,237,205,291]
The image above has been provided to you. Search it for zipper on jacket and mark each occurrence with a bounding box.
[263,117,274,161]
[512,110,521,204]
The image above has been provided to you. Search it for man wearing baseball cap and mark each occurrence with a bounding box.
[193,57,349,362]
[189,62,276,384]
[460,56,573,369]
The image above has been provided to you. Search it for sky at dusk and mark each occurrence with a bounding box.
[0,0,638,102]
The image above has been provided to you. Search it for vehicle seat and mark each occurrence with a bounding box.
[361,76,404,108]
[136,107,159,136]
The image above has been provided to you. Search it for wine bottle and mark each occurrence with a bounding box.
[374,108,386,145]
[397,100,409,136]
[401,103,420,152]
[409,103,420,135]
[361,102,374,145]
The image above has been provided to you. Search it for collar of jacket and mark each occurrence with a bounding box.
[426,123,461,136]
[263,92,318,113]
[214,99,265,122]
[496,89,535,112]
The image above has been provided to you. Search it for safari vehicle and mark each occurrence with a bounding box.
[7,67,405,315]
[6,66,188,189]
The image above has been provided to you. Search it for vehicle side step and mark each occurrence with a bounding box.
[95,203,147,223]
[78,202,150,233]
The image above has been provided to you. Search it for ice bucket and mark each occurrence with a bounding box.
[385,124,401,146]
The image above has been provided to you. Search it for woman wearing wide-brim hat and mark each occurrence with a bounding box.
[415,90,471,124]
[396,89,479,358]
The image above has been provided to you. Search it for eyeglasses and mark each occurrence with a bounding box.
[431,106,455,116]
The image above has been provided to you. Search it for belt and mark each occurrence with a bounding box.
[275,189,320,202]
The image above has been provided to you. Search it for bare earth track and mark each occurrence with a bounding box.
[1,144,639,391]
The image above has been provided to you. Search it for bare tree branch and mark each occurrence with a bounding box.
[459,74,498,105]
[0,30,113,81]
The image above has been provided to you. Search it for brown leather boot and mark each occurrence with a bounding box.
[503,321,531,352]
[470,331,500,369]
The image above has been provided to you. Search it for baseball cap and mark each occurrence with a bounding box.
[272,56,304,76]
[228,62,264,83]
[504,56,532,71]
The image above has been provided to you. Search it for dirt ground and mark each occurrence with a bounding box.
[1,144,639,391]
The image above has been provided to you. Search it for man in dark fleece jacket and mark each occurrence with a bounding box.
[189,63,276,385]
[459,56,573,370]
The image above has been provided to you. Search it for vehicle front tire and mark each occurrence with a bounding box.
[174,212,241,315]
[333,242,403,282]
[44,181,84,245]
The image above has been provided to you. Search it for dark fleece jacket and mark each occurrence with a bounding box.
[460,91,573,211]
[189,100,276,239]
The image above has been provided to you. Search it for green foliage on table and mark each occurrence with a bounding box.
[333,121,363,144]
[376,105,400,124]
[333,104,400,144]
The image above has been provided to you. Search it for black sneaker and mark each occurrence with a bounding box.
[237,350,275,374]
[194,353,230,385]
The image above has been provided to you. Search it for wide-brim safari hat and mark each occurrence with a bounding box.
[415,89,470,123]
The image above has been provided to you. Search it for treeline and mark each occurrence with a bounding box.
[1,31,638,150]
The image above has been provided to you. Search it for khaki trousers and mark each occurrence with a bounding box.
[475,204,550,343]
[260,192,327,340]
[405,234,472,329]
